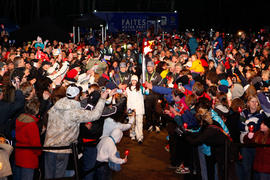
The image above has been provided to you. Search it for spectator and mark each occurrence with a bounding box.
[43,85,109,179]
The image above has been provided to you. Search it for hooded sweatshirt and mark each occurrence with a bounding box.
[96,128,125,164]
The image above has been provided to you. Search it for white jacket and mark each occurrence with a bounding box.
[101,117,132,139]
[126,86,145,115]
[97,128,125,164]
[44,97,105,153]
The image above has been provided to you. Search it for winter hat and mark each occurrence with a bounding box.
[220,79,229,87]
[215,104,230,117]
[231,83,244,100]
[131,75,138,82]
[66,69,79,79]
[119,62,127,68]
[127,44,132,49]
[66,85,80,98]
[218,85,229,93]
[147,61,155,67]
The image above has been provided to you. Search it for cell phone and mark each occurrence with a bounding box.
[178,82,182,87]
[101,87,106,92]
[1,68,4,71]
[116,89,123,93]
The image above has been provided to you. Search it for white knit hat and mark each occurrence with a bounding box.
[131,75,138,82]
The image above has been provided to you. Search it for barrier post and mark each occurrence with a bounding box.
[224,140,228,180]
[72,143,80,180]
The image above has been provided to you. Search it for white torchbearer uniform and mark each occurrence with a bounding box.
[126,86,145,141]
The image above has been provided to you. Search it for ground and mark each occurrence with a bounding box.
[112,129,186,180]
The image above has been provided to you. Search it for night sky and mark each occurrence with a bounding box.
[0,0,269,32]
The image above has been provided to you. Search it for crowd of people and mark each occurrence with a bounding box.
[0,26,270,180]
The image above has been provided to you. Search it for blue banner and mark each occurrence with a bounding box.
[94,12,178,33]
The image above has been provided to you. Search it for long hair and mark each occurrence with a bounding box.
[128,81,141,92]
[247,95,261,112]
[25,97,40,116]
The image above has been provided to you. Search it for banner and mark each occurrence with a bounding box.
[94,12,178,33]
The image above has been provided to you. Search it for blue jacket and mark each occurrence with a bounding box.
[152,86,173,103]
[0,90,25,137]
[174,108,198,129]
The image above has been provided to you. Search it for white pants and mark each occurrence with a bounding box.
[129,114,144,141]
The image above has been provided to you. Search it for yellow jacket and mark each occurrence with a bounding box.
[190,59,204,73]
[160,69,169,79]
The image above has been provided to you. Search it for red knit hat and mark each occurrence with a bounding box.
[66,69,78,79]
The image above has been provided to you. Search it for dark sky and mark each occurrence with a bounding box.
[0,0,269,31]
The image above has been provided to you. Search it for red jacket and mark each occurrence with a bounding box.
[253,133,270,174]
[15,114,41,169]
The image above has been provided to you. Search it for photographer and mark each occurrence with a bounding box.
[43,85,110,179]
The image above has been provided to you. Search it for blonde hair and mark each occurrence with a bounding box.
[247,95,261,111]
[196,108,213,125]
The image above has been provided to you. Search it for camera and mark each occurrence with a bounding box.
[127,108,134,116]
[116,89,123,94]
[101,86,106,92]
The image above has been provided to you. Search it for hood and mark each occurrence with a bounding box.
[51,97,80,111]
[110,128,123,144]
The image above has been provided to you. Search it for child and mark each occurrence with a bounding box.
[15,98,41,180]
[126,75,145,143]
[189,54,204,75]
[95,128,127,180]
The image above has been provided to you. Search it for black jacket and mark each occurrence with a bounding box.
[0,90,25,137]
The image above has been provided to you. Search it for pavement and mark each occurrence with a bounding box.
[112,129,187,180]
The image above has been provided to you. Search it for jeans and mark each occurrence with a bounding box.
[82,146,97,180]
[94,161,112,180]
[236,148,255,180]
[44,152,69,179]
[198,147,208,180]
[14,166,34,180]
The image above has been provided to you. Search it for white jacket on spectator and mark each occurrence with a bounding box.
[44,97,106,153]
[126,86,145,115]
[101,117,133,139]
[96,128,125,164]
[47,61,69,81]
